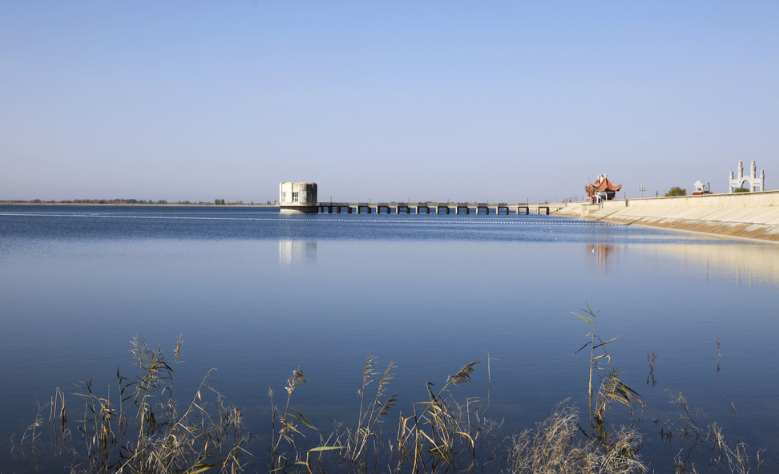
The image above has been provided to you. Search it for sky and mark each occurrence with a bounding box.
[1,1,777,203]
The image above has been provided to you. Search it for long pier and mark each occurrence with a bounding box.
[314,202,562,215]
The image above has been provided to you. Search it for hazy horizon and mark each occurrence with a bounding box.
[2,2,777,203]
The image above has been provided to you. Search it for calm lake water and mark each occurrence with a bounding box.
[1,205,778,471]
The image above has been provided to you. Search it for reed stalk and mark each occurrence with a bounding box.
[14,307,767,474]
[28,336,251,474]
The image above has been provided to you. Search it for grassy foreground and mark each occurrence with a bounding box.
[11,309,766,473]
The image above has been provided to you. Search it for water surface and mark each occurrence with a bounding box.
[1,205,777,471]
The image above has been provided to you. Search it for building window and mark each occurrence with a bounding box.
[292,192,299,202]
[282,192,287,202]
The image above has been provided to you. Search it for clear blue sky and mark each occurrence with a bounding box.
[2,1,777,203]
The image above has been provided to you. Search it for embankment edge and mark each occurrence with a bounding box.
[553,191,779,244]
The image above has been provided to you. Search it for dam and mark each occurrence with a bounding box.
[314,202,563,215]
[277,181,779,243]
[555,189,779,243]
[278,182,565,215]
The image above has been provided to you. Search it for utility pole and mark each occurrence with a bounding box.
[639,185,646,198]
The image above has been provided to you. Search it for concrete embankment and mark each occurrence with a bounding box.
[553,191,779,243]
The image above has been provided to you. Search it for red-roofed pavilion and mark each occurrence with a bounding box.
[585,174,622,202]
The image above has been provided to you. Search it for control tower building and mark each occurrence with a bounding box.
[279,182,318,214]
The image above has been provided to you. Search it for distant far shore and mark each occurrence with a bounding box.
[0,201,279,207]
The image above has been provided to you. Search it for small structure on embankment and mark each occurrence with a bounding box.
[584,174,622,203]
[554,190,779,243]
[279,182,318,214]
[729,160,765,193]
[692,181,711,195]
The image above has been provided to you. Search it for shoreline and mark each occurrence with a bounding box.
[600,215,779,245]
[0,201,279,208]
[609,216,779,244]
[5,199,779,244]
[553,192,779,244]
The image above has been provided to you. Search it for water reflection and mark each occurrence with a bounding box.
[279,240,317,266]
[586,244,620,274]
[648,244,779,287]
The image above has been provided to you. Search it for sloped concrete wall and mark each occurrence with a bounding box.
[554,191,779,243]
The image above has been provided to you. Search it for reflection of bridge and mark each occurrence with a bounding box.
[315,202,564,215]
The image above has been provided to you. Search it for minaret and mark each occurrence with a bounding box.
[750,160,757,192]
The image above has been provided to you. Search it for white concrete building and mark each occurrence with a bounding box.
[279,182,318,214]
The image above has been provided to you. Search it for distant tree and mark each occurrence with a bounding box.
[665,187,687,197]
[733,187,750,193]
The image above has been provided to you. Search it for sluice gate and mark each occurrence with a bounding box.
[315,202,559,215]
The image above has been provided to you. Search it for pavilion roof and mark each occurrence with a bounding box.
[585,175,622,194]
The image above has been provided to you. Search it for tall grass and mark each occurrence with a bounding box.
[14,335,249,474]
[572,302,643,428]
[12,309,768,473]
[506,401,645,474]
[659,391,763,474]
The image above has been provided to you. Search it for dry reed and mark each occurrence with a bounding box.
[13,322,766,474]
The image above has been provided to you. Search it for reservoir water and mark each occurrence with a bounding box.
[1,205,777,472]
